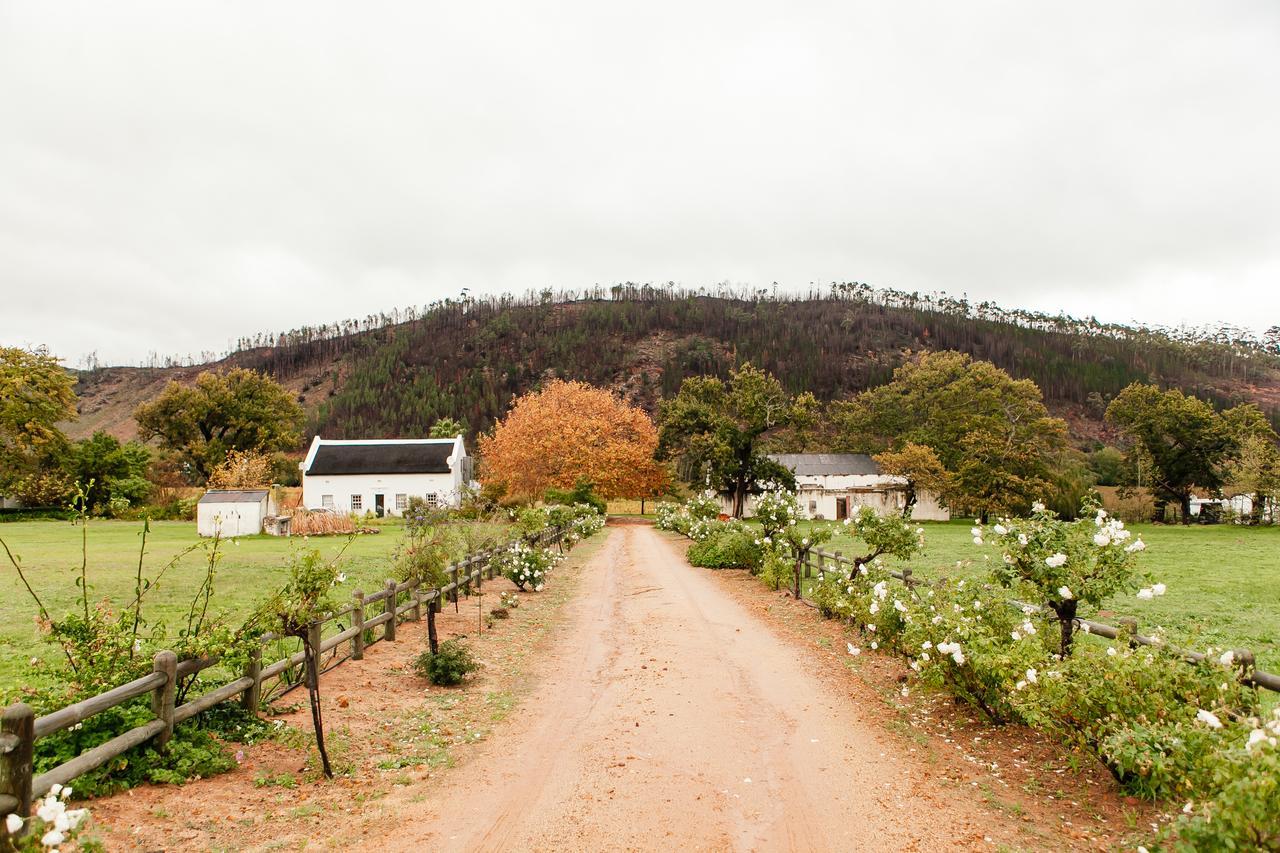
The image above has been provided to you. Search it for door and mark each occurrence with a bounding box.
[835,497,848,520]
[374,494,385,518]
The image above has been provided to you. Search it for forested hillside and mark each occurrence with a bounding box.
[72,285,1280,446]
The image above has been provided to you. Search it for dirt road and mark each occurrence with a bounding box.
[401,524,1005,852]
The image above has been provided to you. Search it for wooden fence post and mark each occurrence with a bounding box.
[383,579,397,642]
[410,579,422,622]
[426,595,440,655]
[351,591,365,660]
[306,622,323,686]
[1118,616,1139,648]
[241,645,262,713]
[449,565,459,608]
[901,568,913,589]
[793,554,802,600]
[815,550,825,579]
[0,703,34,827]
[1235,649,1256,686]
[151,650,177,750]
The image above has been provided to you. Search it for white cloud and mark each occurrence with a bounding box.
[1,0,1278,363]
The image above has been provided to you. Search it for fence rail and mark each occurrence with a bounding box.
[792,545,1280,693]
[0,527,565,828]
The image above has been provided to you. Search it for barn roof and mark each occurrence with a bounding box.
[768,453,883,477]
[198,489,269,504]
[306,440,455,475]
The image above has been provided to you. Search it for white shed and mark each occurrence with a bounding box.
[197,489,271,538]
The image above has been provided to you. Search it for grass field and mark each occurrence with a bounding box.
[0,517,508,687]
[801,519,1280,675]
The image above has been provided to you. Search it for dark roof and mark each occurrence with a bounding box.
[768,453,883,477]
[199,489,269,504]
[307,442,454,475]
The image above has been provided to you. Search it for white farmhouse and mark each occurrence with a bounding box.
[299,436,475,517]
[723,453,950,521]
[197,489,273,537]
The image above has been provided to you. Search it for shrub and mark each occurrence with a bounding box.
[686,521,761,570]
[1162,708,1280,850]
[979,499,1150,656]
[414,639,478,686]
[493,542,560,590]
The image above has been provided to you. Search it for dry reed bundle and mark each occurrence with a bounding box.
[288,507,357,535]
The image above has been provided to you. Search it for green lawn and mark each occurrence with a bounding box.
[0,518,507,688]
[800,519,1280,675]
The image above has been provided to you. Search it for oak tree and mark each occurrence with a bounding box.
[657,364,811,517]
[479,380,666,502]
[134,368,305,483]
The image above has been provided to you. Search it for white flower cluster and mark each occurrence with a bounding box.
[936,640,965,665]
[6,784,88,849]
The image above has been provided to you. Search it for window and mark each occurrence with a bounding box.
[425,492,439,508]
[395,494,407,511]
[350,494,362,512]
[321,494,334,509]
[808,500,817,514]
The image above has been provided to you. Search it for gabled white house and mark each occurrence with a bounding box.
[722,453,950,521]
[300,436,474,517]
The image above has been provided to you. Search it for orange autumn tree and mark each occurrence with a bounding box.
[479,380,666,502]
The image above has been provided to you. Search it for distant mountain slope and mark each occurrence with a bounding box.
[70,288,1280,447]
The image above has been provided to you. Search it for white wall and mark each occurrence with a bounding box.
[197,500,266,537]
[302,472,462,515]
[722,475,950,522]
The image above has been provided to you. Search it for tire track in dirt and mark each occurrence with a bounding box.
[396,523,1026,852]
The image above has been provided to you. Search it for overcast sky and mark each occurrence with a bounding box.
[2,1,1278,366]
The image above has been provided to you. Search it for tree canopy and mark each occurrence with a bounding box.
[1105,383,1234,523]
[428,417,466,439]
[478,380,666,502]
[831,351,1067,518]
[657,363,812,516]
[0,346,78,503]
[133,368,305,483]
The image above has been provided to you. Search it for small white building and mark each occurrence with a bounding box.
[723,453,950,522]
[197,489,272,537]
[299,436,475,517]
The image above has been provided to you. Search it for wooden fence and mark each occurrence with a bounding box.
[0,528,564,825]
[789,545,1280,693]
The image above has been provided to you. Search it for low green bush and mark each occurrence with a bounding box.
[414,639,479,686]
[686,522,761,570]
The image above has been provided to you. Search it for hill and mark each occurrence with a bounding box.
[68,285,1280,448]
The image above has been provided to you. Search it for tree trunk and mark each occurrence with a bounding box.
[303,630,334,778]
[1180,494,1192,525]
[733,477,746,519]
[901,482,916,519]
[1050,599,1078,657]
[427,599,439,655]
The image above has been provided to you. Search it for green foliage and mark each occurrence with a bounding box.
[980,499,1148,655]
[686,521,761,570]
[654,492,720,536]
[65,432,152,516]
[751,487,802,540]
[839,506,925,571]
[493,541,559,590]
[657,363,806,517]
[1161,714,1280,851]
[428,417,466,439]
[413,638,478,686]
[0,346,78,506]
[1106,384,1233,522]
[133,367,304,483]
[543,478,607,516]
[832,351,1068,518]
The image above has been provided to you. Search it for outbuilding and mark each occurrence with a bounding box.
[196,489,271,537]
[720,453,950,521]
[299,435,475,517]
